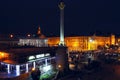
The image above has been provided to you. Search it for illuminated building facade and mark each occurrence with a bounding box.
[111,34,115,45]
[16,25,116,51]
[117,37,120,46]
[0,47,56,76]
[18,38,48,47]
[0,46,69,78]
[48,34,116,51]
[18,26,47,47]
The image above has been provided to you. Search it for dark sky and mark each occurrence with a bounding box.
[0,0,119,36]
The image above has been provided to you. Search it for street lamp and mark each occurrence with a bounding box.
[27,34,31,37]
[9,34,13,38]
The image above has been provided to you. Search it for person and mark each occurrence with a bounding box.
[31,68,41,80]
[31,70,36,80]
[36,68,41,80]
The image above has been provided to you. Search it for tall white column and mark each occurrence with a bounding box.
[59,2,65,46]
[26,63,29,73]
[45,59,47,66]
[16,65,20,76]
[7,64,10,74]
[33,62,36,69]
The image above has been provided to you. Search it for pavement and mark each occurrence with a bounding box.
[57,62,120,80]
[0,72,31,80]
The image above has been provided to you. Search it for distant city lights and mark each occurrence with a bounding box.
[27,34,31,37]
[10,34,13,38]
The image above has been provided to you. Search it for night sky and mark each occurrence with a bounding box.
[0,0,119,36]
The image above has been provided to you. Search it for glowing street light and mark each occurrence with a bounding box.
[27,34,31,37]
[58,65,62,68]
[58,64,62,70]
[1,53,4,56]
[89,39,93,42]
[10,34,13,38]
[32,67,35,71]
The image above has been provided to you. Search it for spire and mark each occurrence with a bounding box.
[37,26,41,35]
[37,25,45,38]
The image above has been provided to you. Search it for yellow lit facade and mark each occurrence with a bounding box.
[48,35,115,51]
[111,34,115,45]
[118,38,120,43]
[0,52,9,61]
[117,37,120,46]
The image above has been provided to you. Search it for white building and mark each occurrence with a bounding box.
[18,38,48,47]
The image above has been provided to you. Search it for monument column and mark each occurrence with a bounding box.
[59,2,65,46]
[56,1,69,73]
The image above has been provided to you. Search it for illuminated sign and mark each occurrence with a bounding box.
[28,53,50,60]
[45,53,50,57]
[36,53,50,58]
[28,56,35,60]
[36,54,44,58]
